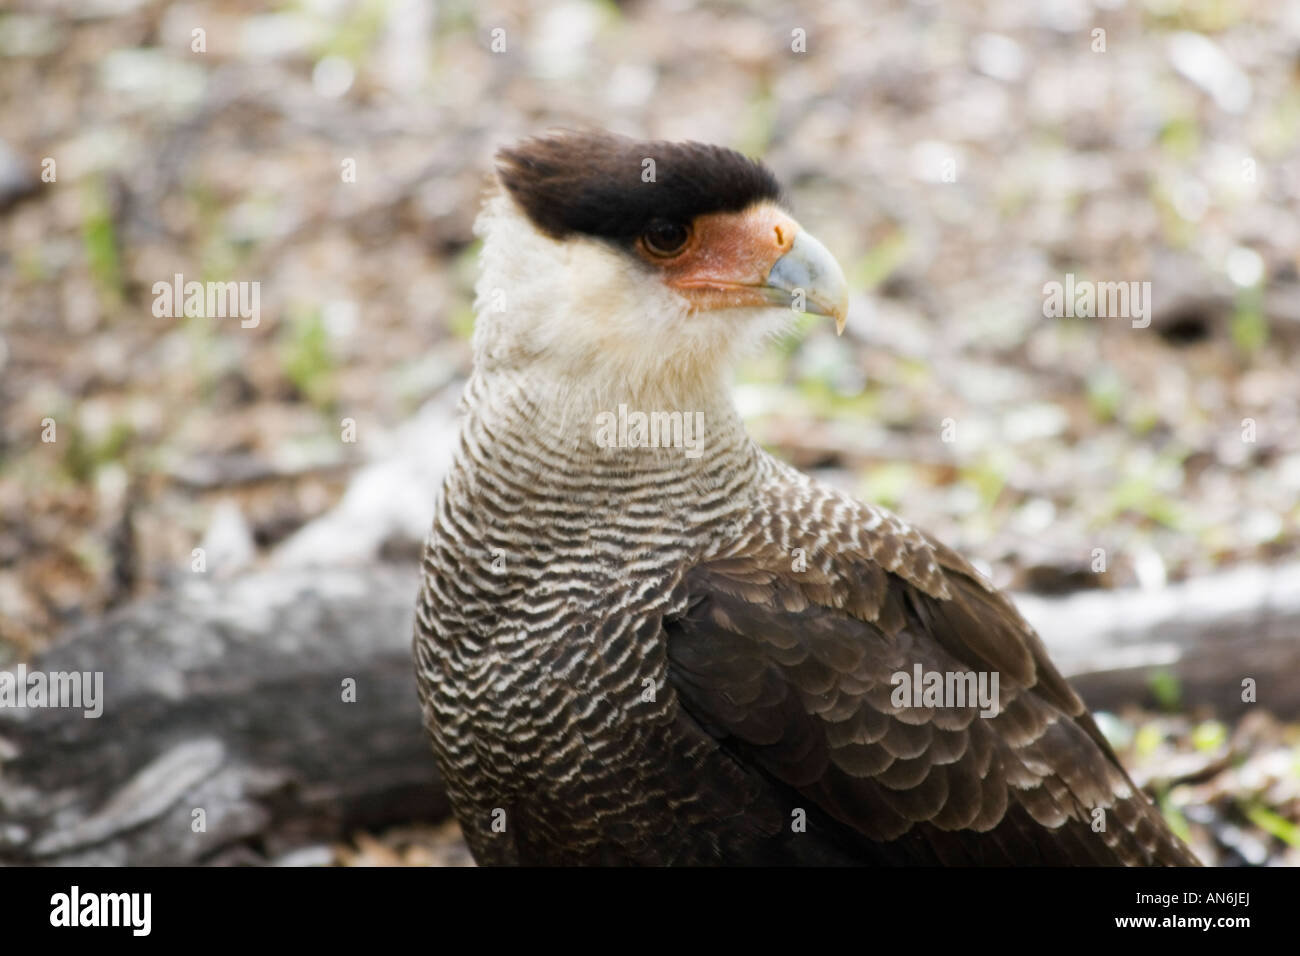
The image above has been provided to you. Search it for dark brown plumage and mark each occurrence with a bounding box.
[496,130,782,242]
[413,130,1200,866]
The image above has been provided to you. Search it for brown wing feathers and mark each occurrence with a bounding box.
[665,501,1200,865]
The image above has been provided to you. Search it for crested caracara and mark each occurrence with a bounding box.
[412,129,1200,866]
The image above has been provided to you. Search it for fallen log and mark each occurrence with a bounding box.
[0,564,441,865]
[1018,560,1300,718]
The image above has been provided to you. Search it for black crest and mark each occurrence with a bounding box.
[496,130,784,241]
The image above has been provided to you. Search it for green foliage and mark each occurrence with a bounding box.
[1159,790,1194,845]
[315,0,388,62]
[1230,287,1267,354]
[1148,671,1183,713]
[1126,404,1162,437]
[1191,719,1227,752]
[446,241,481,340]
[59,419,133,484]
[1104,459,1187,529]
[796,377,878,421]
[1242,802,1300,848]
[447,302,476,341]
[1149,180,1195,248]
[959,454,1008,513]
[1134,721,1165,759]
[280,307,336,410]
[857,462,915,511]
[80,176,123,303]
[1157,115,1200,160]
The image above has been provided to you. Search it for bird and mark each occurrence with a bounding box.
[412,129,1200,866]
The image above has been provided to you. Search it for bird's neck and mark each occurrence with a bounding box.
[458,366,765,499]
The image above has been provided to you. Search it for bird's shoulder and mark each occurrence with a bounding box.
[658,464,1200,863]
[693,460,1088,720]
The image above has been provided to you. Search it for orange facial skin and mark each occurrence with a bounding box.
[636,205,800,313]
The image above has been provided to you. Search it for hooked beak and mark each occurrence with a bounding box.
[764,230,850,335]
[655,204,850,334]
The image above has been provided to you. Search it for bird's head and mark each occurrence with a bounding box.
[471,130,849,407]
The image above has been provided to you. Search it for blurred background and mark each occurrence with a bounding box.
[1,0,1299,865]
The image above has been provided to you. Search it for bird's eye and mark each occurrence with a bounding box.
[641,220,690,257]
